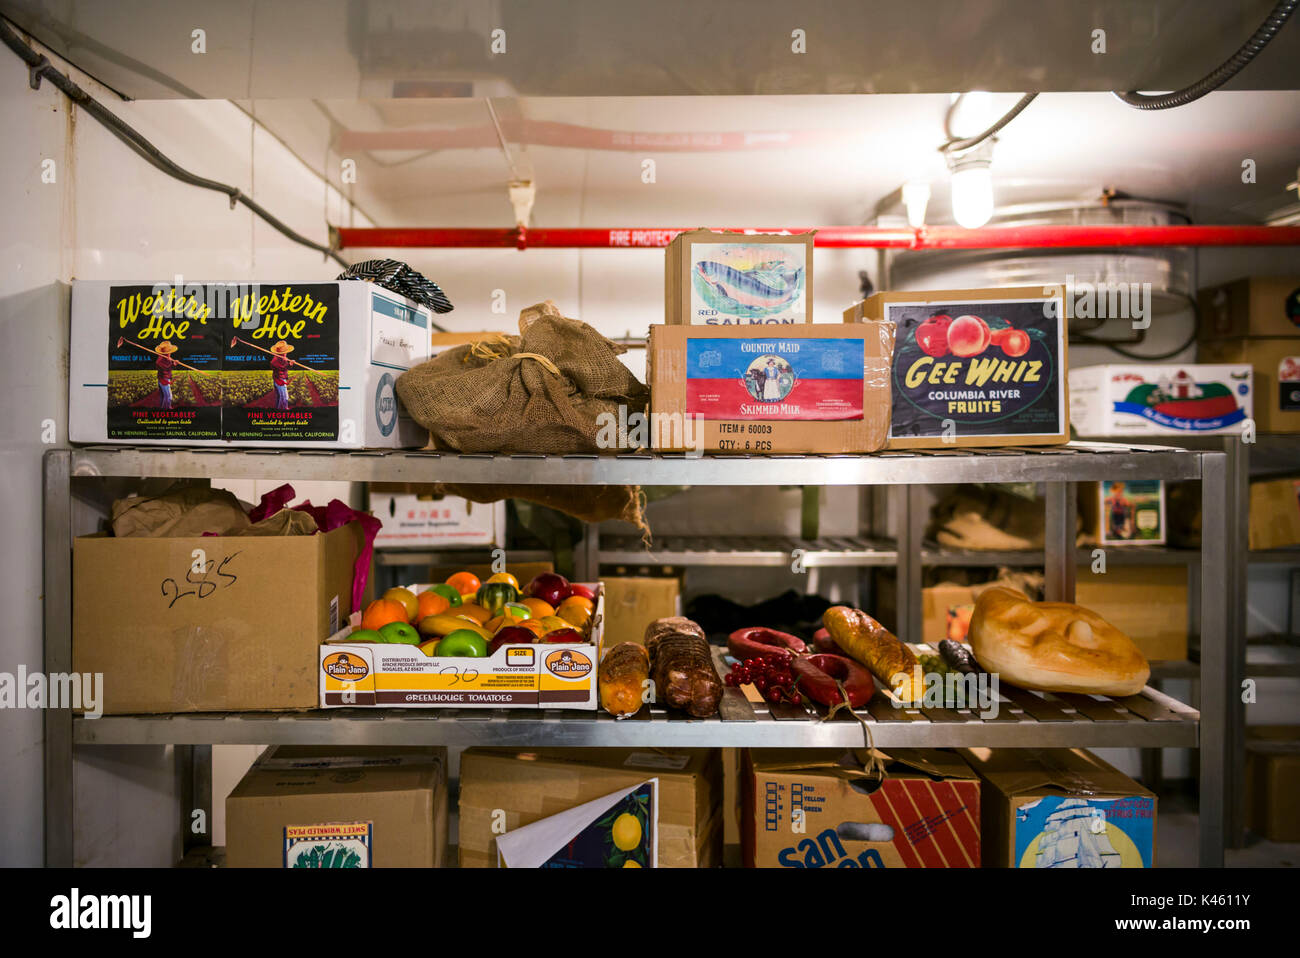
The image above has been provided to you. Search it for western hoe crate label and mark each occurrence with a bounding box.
[283,822,372,868]
[883,297,1064,441]
[223,284,341,441]
[106,285,223,439]
[685,336,865,420]
[689,242,809,325]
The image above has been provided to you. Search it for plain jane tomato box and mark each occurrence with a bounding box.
[318,582,603,709]
[845,286,1069,448]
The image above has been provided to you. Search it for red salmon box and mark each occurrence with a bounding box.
[845,285,1069,448]
[742,749,980,868]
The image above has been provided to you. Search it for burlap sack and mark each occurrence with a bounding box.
[396,300,649,454]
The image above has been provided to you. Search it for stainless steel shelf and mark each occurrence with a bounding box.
[922,545,1203,567]
[64,441,1204,486]
[376,548,552,567]
[598,534,898,567]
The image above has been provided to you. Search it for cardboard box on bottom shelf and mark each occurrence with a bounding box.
[319,581,603,709]
[1197,338,1300,433]
[960,748,1156,868]
[458,748,723,868]
[845,286,1069,448]
[665,230,813,326]
[1244,726,1300,842]
[225,746,448,868]
[73,522,362,714]
[1069,363,1253,436]
[1197,276,1300,340]
[69,279,430,448]
[741,749,981,867]
[647,322,894,453]
[1248,477,1300,551]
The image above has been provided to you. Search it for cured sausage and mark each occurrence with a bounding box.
[728,626,807,661]
[599,642,649,718]
[645,617,722,718]
[791,653,875,708]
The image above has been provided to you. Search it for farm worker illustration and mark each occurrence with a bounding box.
[1105,481,1135,540]
[154,340,179,410]
[762,357,782,401]
[269,340,294,410]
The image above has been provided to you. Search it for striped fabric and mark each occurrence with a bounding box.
[337,258,454,314]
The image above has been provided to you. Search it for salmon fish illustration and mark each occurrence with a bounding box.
[693,260,805,316]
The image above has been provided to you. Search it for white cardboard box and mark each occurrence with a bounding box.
[371,493,506,548]
[69,279,430,448]
[1069,363,1253,436]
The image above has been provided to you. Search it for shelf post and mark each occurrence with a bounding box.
[1199,450,1229,867]
[1044,481,1077,602]
[1224,436,1249,848]
[896,485,925,643]
[42,450,74,867]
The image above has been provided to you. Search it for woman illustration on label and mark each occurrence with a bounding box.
[762,357,782,401]
[154,340,179,409]
[269,340,294,410]
[1105,481,1135,540]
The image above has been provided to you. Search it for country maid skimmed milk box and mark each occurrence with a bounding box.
[69,279,430,448]
[1069,363,1253,436]
[666,230,814,325]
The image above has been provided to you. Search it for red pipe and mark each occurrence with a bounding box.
[335,224,1300,251]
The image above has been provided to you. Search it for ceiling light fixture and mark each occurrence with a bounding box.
[902,182,931,229]
[947,142,994,229]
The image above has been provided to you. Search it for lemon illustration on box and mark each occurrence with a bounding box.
[495,780,657,868]
[691,244,807,324]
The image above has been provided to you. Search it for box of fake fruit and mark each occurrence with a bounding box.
[845,286,1069,448]
[741,748,981,868]
[1069,363,1253,436]
[319,570,602,709]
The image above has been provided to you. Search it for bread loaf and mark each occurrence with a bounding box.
[822,606,921,703]
[967,587,1150,696]
[645,616,721,717]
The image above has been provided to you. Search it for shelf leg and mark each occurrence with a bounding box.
[1224,436,1248,849]
[42,450,74,868]
[178,745,213,857]
[1199,451,1229,867]
[1044,481,1076,602]
[896,485,924,643]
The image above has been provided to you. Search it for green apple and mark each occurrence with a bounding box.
[378,621,420,645]
[427,583,462,607]
[348,628,384,643]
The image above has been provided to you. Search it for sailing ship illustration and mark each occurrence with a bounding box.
[1027,799,1122,868]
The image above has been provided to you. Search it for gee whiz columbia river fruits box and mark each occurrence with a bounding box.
[846,286,1069,448]
[69,279,430,448]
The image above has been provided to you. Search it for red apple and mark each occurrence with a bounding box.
[947,314,991,358]
[487,625,538,656]
[525,572,570,607]
[563,583,596,602]
[542,627,586,644]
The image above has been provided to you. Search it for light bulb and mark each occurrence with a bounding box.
[902,182,931,229]
[950,163,993,229]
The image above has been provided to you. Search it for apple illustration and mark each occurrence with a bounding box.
[915,314,951,358]
[348,628,384,643]
[525,572,570,607]
[487,625,539,656]
[563,583,596,602]
[378,621,421,645]
[948,315,992,357]
[542,627,586,644]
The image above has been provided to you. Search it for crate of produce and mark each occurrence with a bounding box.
[319,570,602,709]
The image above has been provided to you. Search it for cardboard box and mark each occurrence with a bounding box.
[922,565,1187,661]
[1081,479,1166,546]
[457,748,723,868]
[647,322,894,453]
[429,330,511,356]
[961,748,1156,868]
[1197,338,1300,433]
[371,492,506,548]
[1249,477,1300,551]
[70,279,430,447]
[846,286,1069,448]
[73,523,361,713]
[1197,277,1300,340]
[225,746,448,868]
[741,749,981,868]
[600,576,681,649]
[1244,726,1300,842]
[320,581,603,709]
[1069,363,1253,436]
[666,230,814,325]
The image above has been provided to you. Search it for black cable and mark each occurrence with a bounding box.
[1071,300,1200,361]
[1114,0,1297,110]
[1,17,348,269]
[939,92,1038,154]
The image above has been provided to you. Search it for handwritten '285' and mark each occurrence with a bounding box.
[161,552,241,608]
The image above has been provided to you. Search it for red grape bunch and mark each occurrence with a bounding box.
[725,651,805,706]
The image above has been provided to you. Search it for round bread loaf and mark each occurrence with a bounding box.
[968,587,1150,696]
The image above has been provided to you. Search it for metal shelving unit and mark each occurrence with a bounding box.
[43,441,1234,868]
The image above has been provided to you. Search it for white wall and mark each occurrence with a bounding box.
[0,38,367,866]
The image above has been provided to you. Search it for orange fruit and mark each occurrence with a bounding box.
[382,587,419,621]
[521,597,555,619]
[556,598,592,629]
[456,603,491,625]
[558,595,594,615]
[486,572,520,590]
[416,590,451,621]
[446,571,482,594]
[360,598,408,631]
